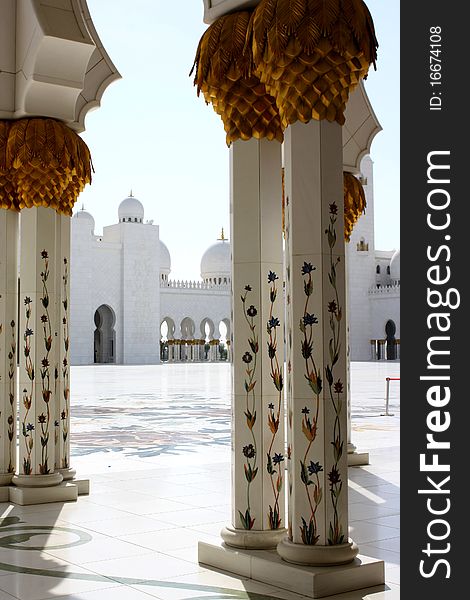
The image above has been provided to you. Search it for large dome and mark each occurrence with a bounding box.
[201,238,231,283]
[390,249,400,282]
[73,207,95,233]
[160,240,171,275]
[118,194,144,223]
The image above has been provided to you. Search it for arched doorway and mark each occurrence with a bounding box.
[160,317,176,362]
[94,305,116,364]
[218,318,231,361]
[385,319,397,360]
[180,317,196,340]
[180,317,196,361]
[200,318,215,361]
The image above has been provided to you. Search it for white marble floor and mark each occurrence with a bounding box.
[0,361,400,600]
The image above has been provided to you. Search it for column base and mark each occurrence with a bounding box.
[57,467,77,481]
[0,473,13,502]
[277,537,358,566]
[347,443,369,466]
[348,451,370,466]
[198,540,385,599]
[56,469,90,495]
[12,472,63,488]
[0,473,14,501]
[74,479,90,496]
[0,473,14,486]
[8,482,78,506]
[221,526,287,549]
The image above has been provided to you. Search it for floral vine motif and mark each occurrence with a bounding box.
[284,194,294,540]
[38,250,53,475]
[61,257,70,469]
[266,271,284,530]
[239,285,258,530]
[23,298,34,475]
[299,261,323,545]
[325,202,345,545]
[7,320,16,473]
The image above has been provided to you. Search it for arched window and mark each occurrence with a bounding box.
[387,266,391,275]
[376,265,381,274]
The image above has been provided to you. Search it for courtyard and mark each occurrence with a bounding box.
[0,362,399,600]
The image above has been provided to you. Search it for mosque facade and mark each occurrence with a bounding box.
[70,156,399,365]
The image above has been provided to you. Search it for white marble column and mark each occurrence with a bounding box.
[344,252,369,466]
[279,120,357,565]
[221,138,286,549]
[11,207,77,505]
[54,214,77,482]
[0,210,18,495]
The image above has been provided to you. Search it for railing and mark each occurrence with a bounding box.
[368,282,400,295]
[161,279,231,290]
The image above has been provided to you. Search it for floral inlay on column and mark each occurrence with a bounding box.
[239,285,258,530]
[22,298,34,475]
[7,320,16,473]
[61,257,70,469]
[299,261,323,545]
[266,271,284,530]
[38,250,52,475]
[324,202,345,545]
[284,195,294,539]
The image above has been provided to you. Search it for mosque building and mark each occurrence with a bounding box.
[70,156,399,365]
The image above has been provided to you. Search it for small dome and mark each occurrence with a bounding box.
[118,194,144,223]
[201,238,231,282]
[160,240,171,275]
[390,249,400,282]
[73,208,95,233]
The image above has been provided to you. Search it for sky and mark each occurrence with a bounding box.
[79,0,400,281]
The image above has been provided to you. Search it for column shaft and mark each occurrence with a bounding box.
[0,210,18,486]
[55,214,76,480]
[280,120,357,565]
[223,138,285,549]
[12,207,77,504]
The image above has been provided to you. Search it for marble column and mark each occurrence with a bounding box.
[0,210,18,498]
[54,214,85,485]
[279,120,357,565]
[344,251,369,466]
[11,207,77,505]
[221,138,286,549]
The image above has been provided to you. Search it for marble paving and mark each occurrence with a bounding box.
[0,361,400,599]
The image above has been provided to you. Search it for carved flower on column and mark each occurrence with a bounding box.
[191,11,283,145]
[239,284,260,530]
[251,0,378,128]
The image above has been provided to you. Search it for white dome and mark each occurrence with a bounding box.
[118,195,144,223]
[73,208,95,233]
[201,239,231,280]
[160,240,171,274]
[390,249,400,282]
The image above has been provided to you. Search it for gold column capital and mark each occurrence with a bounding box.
[0,118,92,216]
